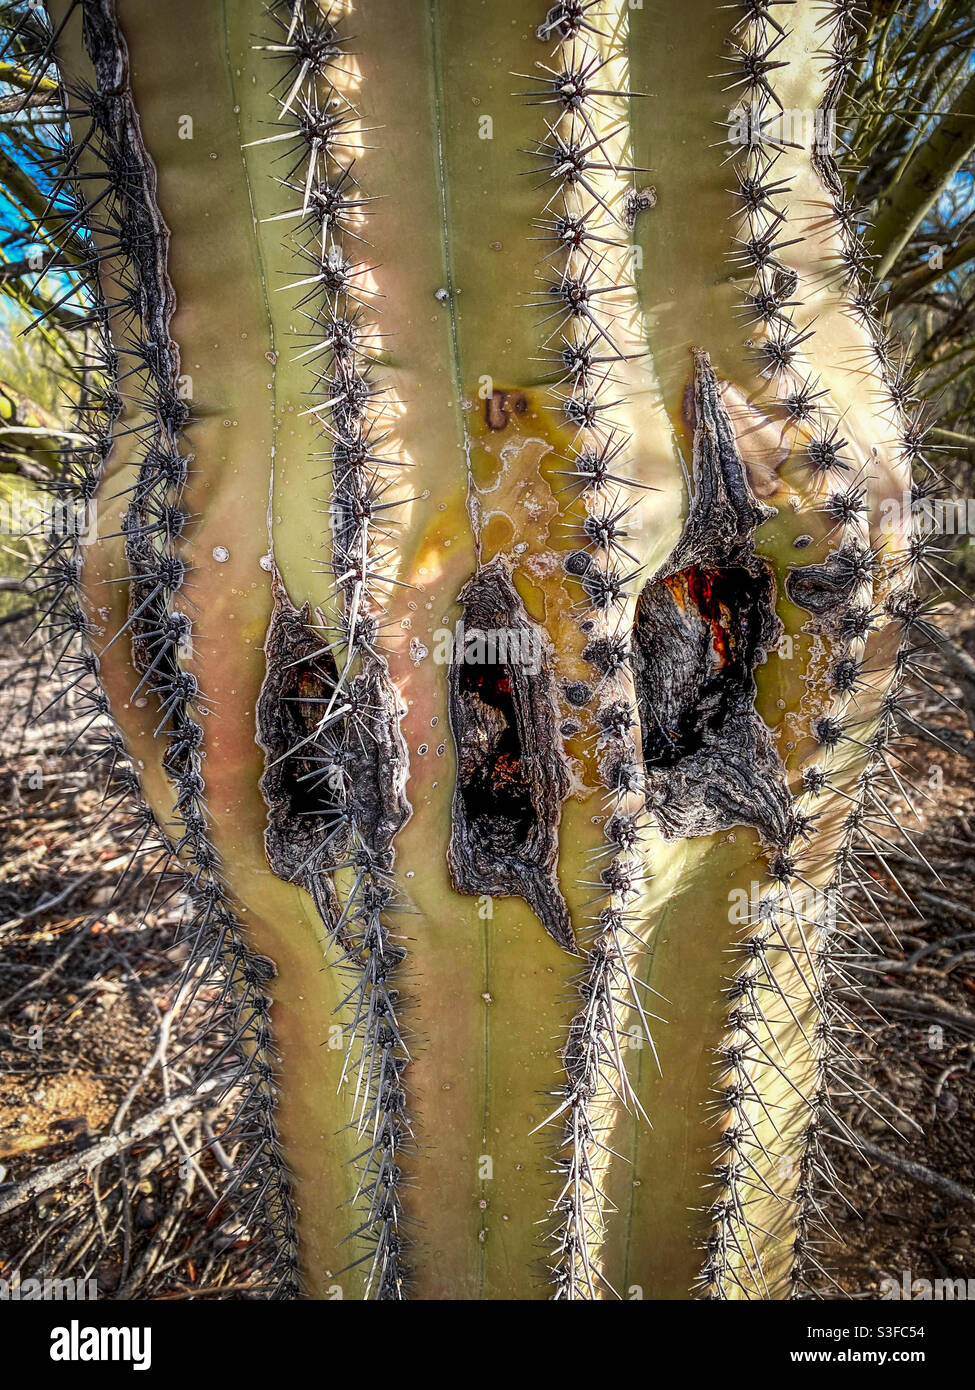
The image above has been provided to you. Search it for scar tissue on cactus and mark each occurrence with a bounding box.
[15,0,932,1299]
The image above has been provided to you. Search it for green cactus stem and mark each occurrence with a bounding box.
[29,0,923,1299]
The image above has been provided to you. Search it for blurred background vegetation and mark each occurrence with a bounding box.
[1,2,90,620]
[841,0,975,576]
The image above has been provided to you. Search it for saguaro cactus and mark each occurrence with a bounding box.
[22,0,924,1299]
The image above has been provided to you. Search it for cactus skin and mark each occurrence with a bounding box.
[29,0,923,1299]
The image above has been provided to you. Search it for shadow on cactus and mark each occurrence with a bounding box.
[9,0,940,1299]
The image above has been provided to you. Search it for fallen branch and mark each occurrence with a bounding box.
[916,889,975,928]
[847,1133,975,1215]
[0,928,86,1019]
[0,1073,232,1218]
[860,985,975,1039]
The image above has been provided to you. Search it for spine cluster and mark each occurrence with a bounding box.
[528,0,657,1299]
[28,0,300,1295]
[256,0,412,1299]
[700,0,925,1298]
